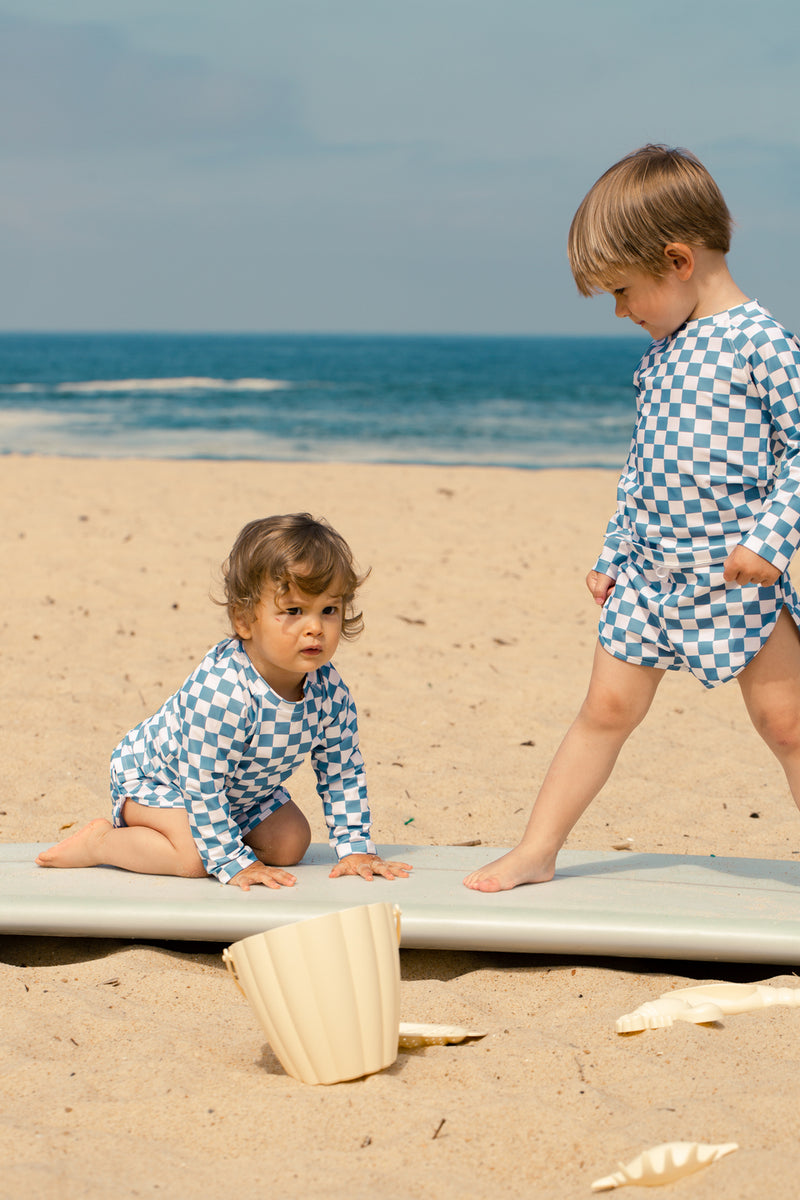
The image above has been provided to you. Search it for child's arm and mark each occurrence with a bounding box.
[174,684,267,885]
[179,766,264,884]
[592,408,640,582]
[313,666,411,881]
[734,324,800,574]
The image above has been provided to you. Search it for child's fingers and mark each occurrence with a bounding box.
[230,865,297,890]
[328,859,370,879]
[230,874,279,891]
[372,859,412,879]
[585,569,614,605]
[261,868,297,888]
[329,856,412,880]
[723,544,781,587]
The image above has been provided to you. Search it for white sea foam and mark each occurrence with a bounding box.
[0,409,57,426]
[54,377,291,393]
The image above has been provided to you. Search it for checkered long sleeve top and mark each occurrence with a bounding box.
[595,301,800,578]
[110,639,374,883]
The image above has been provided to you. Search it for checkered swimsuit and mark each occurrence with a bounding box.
[594,301,800,688]
[110,639,374,882]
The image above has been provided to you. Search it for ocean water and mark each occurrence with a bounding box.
[0,332,645,468]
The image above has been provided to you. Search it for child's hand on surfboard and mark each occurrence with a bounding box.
[329,854,412,881]
[229,862,298,890]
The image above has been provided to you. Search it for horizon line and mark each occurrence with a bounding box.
[0,327,642,340]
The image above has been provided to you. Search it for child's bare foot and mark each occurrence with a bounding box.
[463,846,556,892]
[35,819,113,869]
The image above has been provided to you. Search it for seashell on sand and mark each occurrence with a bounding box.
[668,982,800,1014]
[591,1141,738,1191]
[616,982,800,1033]
[398,1023,487,1048]
[615,997,724,1033]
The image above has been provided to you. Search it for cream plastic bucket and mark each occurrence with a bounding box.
[223,902,401,1085]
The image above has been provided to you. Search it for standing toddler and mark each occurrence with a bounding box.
[466,145,800,891]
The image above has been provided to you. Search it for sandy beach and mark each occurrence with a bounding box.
[2,455,799,1199]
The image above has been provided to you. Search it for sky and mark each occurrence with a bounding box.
[1,1,798,335]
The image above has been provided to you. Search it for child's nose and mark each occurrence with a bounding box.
[614,295,629,319]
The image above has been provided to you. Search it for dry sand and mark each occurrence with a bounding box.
[1,455,799,1199]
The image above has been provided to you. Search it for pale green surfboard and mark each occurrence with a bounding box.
[2,843,800,964]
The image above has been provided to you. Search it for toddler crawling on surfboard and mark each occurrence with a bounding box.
[37,513,410,890]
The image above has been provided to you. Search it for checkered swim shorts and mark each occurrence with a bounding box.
[110,771,291,836]
[597,550,800,688]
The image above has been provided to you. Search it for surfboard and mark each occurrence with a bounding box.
[3,842,800,964]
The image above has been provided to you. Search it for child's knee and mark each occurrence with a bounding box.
[266,825,311,866]
[752,704,800,753]
[268,842,309,867]
[247,802,311,866]
[581,686,647,735]
[276,813,312,864]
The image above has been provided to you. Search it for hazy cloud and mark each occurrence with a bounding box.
[0,14,308,156]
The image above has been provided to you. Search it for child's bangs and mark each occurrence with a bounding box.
[569,195,667,296]
[278,540,356,601]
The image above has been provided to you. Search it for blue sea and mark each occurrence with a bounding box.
[0,332,646,468]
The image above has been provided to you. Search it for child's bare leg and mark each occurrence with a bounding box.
[35,801,206,878]
[738,607,800,805]
[244,799,311,866]
[464,645,663,892]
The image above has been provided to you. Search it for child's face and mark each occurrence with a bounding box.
[233,581,344,701]
[606,266,696,341]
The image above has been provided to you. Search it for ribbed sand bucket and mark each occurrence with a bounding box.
[223,902,401,1085]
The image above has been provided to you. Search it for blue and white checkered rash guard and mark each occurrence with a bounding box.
[593,301,800,688]
[110,638,375,883]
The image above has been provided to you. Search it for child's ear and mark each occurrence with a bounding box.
[232,607,252,640]
[663,242,695,280]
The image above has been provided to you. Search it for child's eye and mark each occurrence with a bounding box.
[323,604,340,615]
[284,606,302,615]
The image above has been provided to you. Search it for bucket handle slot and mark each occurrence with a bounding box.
[222,947,246,997]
